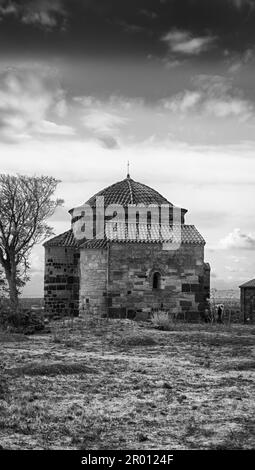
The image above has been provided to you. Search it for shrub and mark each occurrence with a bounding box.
[0,308,45,335]
[151,311,174,330]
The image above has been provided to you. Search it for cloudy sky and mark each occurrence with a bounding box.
[0,0,255,295]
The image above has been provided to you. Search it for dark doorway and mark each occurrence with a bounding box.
[153,272,161,289]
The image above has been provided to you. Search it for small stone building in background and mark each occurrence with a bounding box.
[239,279,255,323]
[44,174,210,320]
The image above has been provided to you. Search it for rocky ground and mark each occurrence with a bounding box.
[0,318,254,450]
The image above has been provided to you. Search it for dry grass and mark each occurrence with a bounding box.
[0,332,28,343]
[7,362,97,377]
[114,333,158,348]
[151,311,174,330]
[0,318,254,450]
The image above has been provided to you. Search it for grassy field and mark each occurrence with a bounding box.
[0,318,254,450]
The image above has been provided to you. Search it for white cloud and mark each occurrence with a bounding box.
[224,265,245,273]
[38,120,75,136]
[1,70,251,150]
[219,229,255,250]
[194,74,232,95]
[75,94,144,112]
[0,0,67,30]
[163,91,201,112]
[161,30,216,55]
[198,75,253,119]
[2,138,255,191]
[29,251,44,274]
[0,1,17,16]
[161,75,253,120]
[82,111,127,134]
[204,98,252,119]
[230,0,255,9]
[71,88,255,146]
[163,58,182,69]
[74,96,132,148]
[228,49,254,73]
[0,66,71,141]
[23,0,66,29]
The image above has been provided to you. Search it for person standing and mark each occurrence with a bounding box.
[217,304,224,323]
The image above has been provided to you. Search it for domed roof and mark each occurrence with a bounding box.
[85,175,173,207]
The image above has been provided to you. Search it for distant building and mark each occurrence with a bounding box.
[239,279,255,323]
[43,174,210,319]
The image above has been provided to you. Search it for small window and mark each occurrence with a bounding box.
[153,272,161,289]
[182,284,190,293]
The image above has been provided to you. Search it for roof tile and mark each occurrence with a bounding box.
[43,230,80,247]
[80,222,205,248]
[239,279,255,288]
[83,177,175,208]
[44,223,205,248]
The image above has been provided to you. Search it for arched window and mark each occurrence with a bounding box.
[153,272,161,289]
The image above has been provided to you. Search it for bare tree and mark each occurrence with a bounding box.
[0,174,63,312]
[0,268,8,298]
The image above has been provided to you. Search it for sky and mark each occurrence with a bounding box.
[0,0,255,295]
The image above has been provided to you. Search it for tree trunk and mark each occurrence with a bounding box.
[5,268,19,313]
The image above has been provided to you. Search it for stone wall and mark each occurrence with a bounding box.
[107,243,209,319]
[45,241,210,320]
[240,288,255,323]
[44,246,80,317]
[79,248,108,315]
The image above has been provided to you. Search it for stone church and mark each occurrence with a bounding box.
[44,174,210,320]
